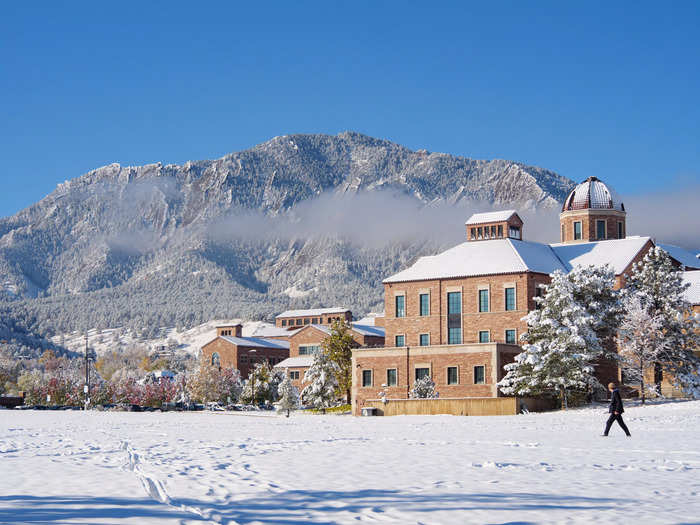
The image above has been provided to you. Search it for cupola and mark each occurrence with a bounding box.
[559,177,626,243]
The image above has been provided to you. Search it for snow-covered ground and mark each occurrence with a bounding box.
[1,400,699,524]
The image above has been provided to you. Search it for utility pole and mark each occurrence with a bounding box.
[84,333,89,410]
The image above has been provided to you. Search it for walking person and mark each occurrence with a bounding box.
[603,382,631,437]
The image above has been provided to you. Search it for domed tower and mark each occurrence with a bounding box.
[559,176,626,243]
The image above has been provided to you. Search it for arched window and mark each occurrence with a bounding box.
[211,352,221,367]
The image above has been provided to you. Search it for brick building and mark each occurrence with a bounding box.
[275,322,385,391]
[275,308,352,328]
[200,324,290,378]
[352,177,700,415]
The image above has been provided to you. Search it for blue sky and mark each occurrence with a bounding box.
[1,1,699,218]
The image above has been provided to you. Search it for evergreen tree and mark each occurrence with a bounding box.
[410,375,438,398]
[617,295,667,403]
[626,247,700,397]
[322,320,356,403]
[276,370,301,417]
[301,350,339,412]
[240,361,278,405]
[498,268,611,408]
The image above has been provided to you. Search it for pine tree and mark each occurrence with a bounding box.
[617,295,667,403]
[498,268,611,408]
[410,375,438,398]
[322,320,356,403]
[301,350,339,412]
[240,361,277,405]
[276,370,301,417]
[626,246,700,397]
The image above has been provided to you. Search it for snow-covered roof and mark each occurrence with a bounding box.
[274,356,314,368]
[250,325,301,338]
[383,239,566,283]
[276,307,350,318]
[682,271,700,305]
[354,314,384,326]
[657,244,700,270]
[562,177,624,212]
[351,324,385,337]
[465,210,518,225]
[550,236,652,275]
[219,336,290,350]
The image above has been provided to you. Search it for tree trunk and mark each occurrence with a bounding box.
[640,361,645,405]
[286,409,290,418]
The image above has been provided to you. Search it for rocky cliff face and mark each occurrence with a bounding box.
[0,132,573,344]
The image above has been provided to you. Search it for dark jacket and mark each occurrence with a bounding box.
[608,388,624,414]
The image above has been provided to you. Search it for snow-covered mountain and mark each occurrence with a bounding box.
[0,132,574,352]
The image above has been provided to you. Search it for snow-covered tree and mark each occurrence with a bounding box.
[410,375,438,399]
[240,361,280,405]
[275,370,301,417]
[188,365,242,404]
[626,246,700,397]
[617,295,667,403]
[569,264,624,346]
[498,268,613,408]
[301,351,339,411]
[322,320,356,403]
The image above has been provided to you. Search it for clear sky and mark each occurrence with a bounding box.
[1,1,699,218]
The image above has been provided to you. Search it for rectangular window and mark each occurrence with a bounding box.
[474,365,485,384]
[299,345,321,355]
[491,225,497,238]
[535,286,544,310]
[395,295,405,318]
[477,226,483,239]
[419,293,430,316]
[447,366,458,385]
[386,369,397,387]
[479,330,490,343]
[470,227,476,240]
[303,318,310,325]
[574,221,582,240]
[505,287,516,311]
[484,227,490,239]
[596,220,606,240]
[296,319,302,326]
[290,371,300,380]
[505,329,517,344]
[497,224,503,237]
[415,367,430,381]
[509,225,521,239]
[362,370,372,387]
[395,334,405,347]
[478,289,489,312]
[561,224,565,242]
[447,291,462,344]
[617,221,623,239]
[419,333,429,346]
[311,318,318,324]
[281,320,287,327]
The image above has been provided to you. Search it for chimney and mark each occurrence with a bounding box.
[217,324,243,337]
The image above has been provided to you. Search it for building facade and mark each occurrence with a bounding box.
[275,308,352,328]
[352,177,699,415]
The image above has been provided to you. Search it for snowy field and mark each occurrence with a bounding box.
[1,401,699,525]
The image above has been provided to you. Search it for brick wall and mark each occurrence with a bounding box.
[275,311,352,328]
[288,326,329,357]
[383,272,540,347]
[351,344,521,415]
[559,210,626,243]
[200,338,289,378]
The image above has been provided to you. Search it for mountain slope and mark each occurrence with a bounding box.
[0,132,574,350]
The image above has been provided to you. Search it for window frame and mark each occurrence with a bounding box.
[447,290,462,344]
[478,287,489,313]
[362,369,373,387]
[504,286,516,311]
[447,366,459,385]
[298,344,321,356]
[478,330,490,343]
[419,293,430,316]
[395,294,406,318]
[617,221,624,239]
[419,333,430,346]
[415,367,431,381]
[596,219,606,240]
[395,334,405,347]
[474,365,486,384]
[289,370,300,380]
[573,221,582,240]
[505,329,517,344]
[386,368,397,387]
